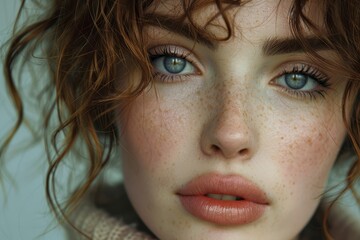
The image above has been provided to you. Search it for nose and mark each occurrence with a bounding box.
[200,93,255,160]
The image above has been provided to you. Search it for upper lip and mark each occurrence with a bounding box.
[177,173,269,204]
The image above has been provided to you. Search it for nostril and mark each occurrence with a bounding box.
[239,148,249,156]
[211,145,221,153]
[210,144,250,158]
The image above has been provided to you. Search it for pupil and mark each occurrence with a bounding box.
[164,57,186,74]
[285,73,307,89]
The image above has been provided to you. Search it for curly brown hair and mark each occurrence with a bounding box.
[1,0,359,239]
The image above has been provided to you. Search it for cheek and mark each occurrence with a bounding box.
[118,93,187,173]
[272,111,346,190]
[260,106,347,232]
[281,131,332,180]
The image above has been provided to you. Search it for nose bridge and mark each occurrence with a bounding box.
[217,98,249,135]
[214,80,251,139]
[201,79,255,160]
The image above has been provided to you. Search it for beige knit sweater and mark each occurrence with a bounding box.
[67,185,157,240]
[70,203,155,240]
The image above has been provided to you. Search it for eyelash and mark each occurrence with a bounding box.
[273,64,331,100]
[148,45,199,82]
[148,45,332,100]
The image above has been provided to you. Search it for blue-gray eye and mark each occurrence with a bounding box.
[284,73,308,89]
[275,73,318,91]
[151,55,195,75]
[164,56,186,74]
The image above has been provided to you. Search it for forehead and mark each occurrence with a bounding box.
[144,0,327,52]
[146,0,325,40]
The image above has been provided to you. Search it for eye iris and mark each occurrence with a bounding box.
[285,73,308,89]
[164,56,186,74]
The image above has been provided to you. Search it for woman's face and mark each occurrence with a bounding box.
[117,1,347,239]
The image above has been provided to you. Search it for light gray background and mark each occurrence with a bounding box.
[0,1,66,239]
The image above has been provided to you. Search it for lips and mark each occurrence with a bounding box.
[177,173,269,225]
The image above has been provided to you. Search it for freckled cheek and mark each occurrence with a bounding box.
[276,126,343,186]
[118,98,188,171]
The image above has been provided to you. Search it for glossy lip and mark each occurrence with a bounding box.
[177,173,269,225]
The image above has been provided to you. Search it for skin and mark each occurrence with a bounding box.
[117,1,348,239]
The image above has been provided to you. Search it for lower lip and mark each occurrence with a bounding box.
[179,195,266,225]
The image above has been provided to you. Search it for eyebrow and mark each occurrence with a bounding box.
[144,14,331,55]
[144,14,217,49]
[262,37,331,55]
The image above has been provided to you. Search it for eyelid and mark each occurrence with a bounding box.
[269,62,332,100]
[272,62,330,84]
[148,45,204,74]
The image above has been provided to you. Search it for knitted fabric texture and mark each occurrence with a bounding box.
[71,203,156,240]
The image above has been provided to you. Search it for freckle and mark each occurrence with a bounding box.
[306,137,313,145]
